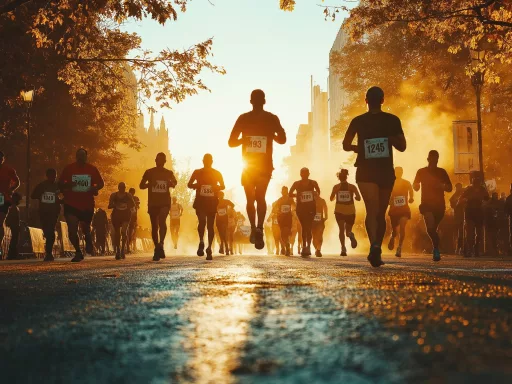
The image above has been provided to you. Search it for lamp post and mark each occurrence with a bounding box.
[469,49,486,176]
[20,89,34,223]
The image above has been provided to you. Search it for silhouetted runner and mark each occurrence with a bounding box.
[449,183,465,255]
[289,168,320,258]
[228,89,286,251]
[59,148,104,262]
[108,182,135,260]
[216,191,235,255]
[413,150,452,262]
[343,87,406,267]
[387,167,414,258]
[0,151,20,260]
[330,169,360,256]
[169,197,183,250]
[273,186,295,256]
[139,152,177,261]
[31,168,63,261]
[312,191,328,258]
[188,154,225,260]
[127,188,140,253]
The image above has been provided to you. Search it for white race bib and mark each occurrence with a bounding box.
[281,205,291,214]
[240,226,251,236]
[72,175,91,192]
[246,136,267,154]
[337,191,351,203]
[116,203,128,211]
[152,180,167,193]
[0,193,4,206]
[364,138,390,159]
[41,192,56,204]
[200,185,214,197]
[300,191,313,203]
[218,208,227,216]
[237,219,244,226]
[314,213,322,222]
[393,196,406,207]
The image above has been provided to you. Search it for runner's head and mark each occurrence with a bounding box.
[300,167,310,180]
[155,152,166,168]
[172,196,177,204]
[129,188,135,196]
[203,153,213,168]
[46,168,57,183]
[454,183,462,192]
[0,151,4,165]
[470,171,482,187]
[427,150,439,167]
[394,166,403,179]
[218,191,224,199]
[365,86,384,109]
[250,89,265,109]
[76,148,87,165]
[118,182,126,193]
[281,186,288,197]
[337,168,348,182]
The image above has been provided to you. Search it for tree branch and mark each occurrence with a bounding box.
[0,0,34,15]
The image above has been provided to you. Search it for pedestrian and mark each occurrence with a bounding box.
[92,208,108,255]
[312,191,328,257]
[450,183,465,255]
[5,192,22,260]
[0,151,20,260]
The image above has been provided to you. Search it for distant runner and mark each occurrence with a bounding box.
[267,204,282,255]
[127,188,140,253]
[228,89,287,250]
[59,148,104,262]
[387,167,414,258]
[289,168,320,258]
[92,208,108,255]
[31,168,62,261]
[216,191,235,254]
[413,150,452,262]
[188,154,225,260]
[5,192,21,260]
[330,169,360,256]
[169,197,183,250]
[139,152,177,261]
[0,151,20,260]
[449,183,464,255]
[343,87,406,267]
[274,186,295,256]
[108,182,135,260]
[506,184,512,255]
[312,191,328,257]
[227,207,237,255]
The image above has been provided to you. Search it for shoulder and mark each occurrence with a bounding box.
[381,111,401,122]
[349,113,365,126]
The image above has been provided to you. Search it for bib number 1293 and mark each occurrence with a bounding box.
[364,138,389,159]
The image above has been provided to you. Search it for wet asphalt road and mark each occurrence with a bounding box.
[0,253,511,384]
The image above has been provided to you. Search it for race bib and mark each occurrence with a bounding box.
[393,196,406,207]
[273,218,278,225]
[72,175,91,192]
[200,185,214,197]
[314,213,322,222]
[171,210,180,219]
[246,136,267,154]
[281,205,291,214]
[300,191,313,203]
[337,191,351,203]
[364,138,390,159]
[0,193,4,206]
[152,180,167,193]
[41,192,56,204]
[240,226,251,236]
[116,203,128,211]
[218,208,227,216]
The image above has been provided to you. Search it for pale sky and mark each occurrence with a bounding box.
[126,0,347,195]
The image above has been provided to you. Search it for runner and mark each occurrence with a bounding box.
[413,150,453,262]
[139,152,177,261]
[169,197,183,250]
[127,188,140,253]
[228,89,287,250]
[387,167,414,258]
[216,191,235,254]
[267,204,282,255]
[0,151,20,260]
[59,148,104,262]
[5,192,21,260]
[108,182,135,260]
[290,210,302,256]
[506,184,512,255]
[457,171,488,257]
[92,208,108,255]
[227,207,237,255]
[312,191,328,257]
[188,154,225,261]
[449,183,465,255]
[273,186,295,256]
[330,169,360,256]
[31,168,62,261]
[289,168,320,257]
[342,87,406,267]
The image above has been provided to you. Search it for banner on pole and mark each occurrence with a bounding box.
[453,121,480,174]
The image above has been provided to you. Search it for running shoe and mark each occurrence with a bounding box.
[395,246,402,258]
[115,250,121,260]
[158,244,166,259]
[285,245,291,257]
[197,242,205,257]
[206,248,213,261]
[43,253,54,262]
[315,250,322,258]
[306,245,312,257]
[121,252,126,260]
[367,246,384,267]
[300,249,309,258]
[280,248,286,256]
[433,248,441,262]
[349,232,358,249]
[254,228,265,250]
[250,227,256,244]
[85,235,94,255]
[153,247,160,261]
[387,235,395,251]
[341,247,347,257]
[219,246,225,255]
[71,251,84,263]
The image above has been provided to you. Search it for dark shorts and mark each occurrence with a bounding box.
[356,167,395,189]
[193,197,218,215]
[64,204,94,224]
[389,213,411,228]
[335,213,355,227]
[277,214,292,229]
[111,209,131,227]
[0,201,12,215]
[312,220,325,230]
[241,169,272,188]
[148,205,170,217]
[419,204,445,224]
[170,218,181,228]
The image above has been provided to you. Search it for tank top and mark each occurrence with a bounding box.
[295,180,315,209]
[170,204,181,220]
[277,196,294,216]
[112,192,132,212]
[334,182,355,215]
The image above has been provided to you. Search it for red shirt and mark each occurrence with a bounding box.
[0,164,18,204]
[59,162,103,211]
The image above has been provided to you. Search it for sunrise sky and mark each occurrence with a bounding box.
[126,1,348,192]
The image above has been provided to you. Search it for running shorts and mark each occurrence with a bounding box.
[335,213,355,227]
[64,204,94,224]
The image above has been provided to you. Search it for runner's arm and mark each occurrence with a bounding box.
[217,172,226,191]
[108,193,115,209]
[442,170,453,193]
[408,181,414,203]
[169,171,178,188]
[187,171,198,189]
[139,171,150,190]
[273,116,287,144]
[228,119,243,147]
[330,186,336,202]
[179,204,184,215]
[342,120,358,153]
[288,182,297,198]
[314,181,321,196]
[227,200,235,209]
[389,135,406,152]
[30,183,41,200]
[93,168,105,192]
[58,167,73,191]
[413,170,421,192]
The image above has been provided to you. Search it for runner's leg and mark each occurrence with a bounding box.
[197,211,206,243]
[255,179,270,229]
[121,221,129,256]
[398,217,408,248]
[376,187,393,248]
[149,212,159,247]
[66,213,80,253]
[423,212,440,249]
[206,213,216,251]
[158,208,168,247]
[243,185,257,228]
[335,215,346,249]
[357,182,380,245]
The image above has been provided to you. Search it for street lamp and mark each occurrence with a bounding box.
[20,89,34,223]
[469,48,486,176]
